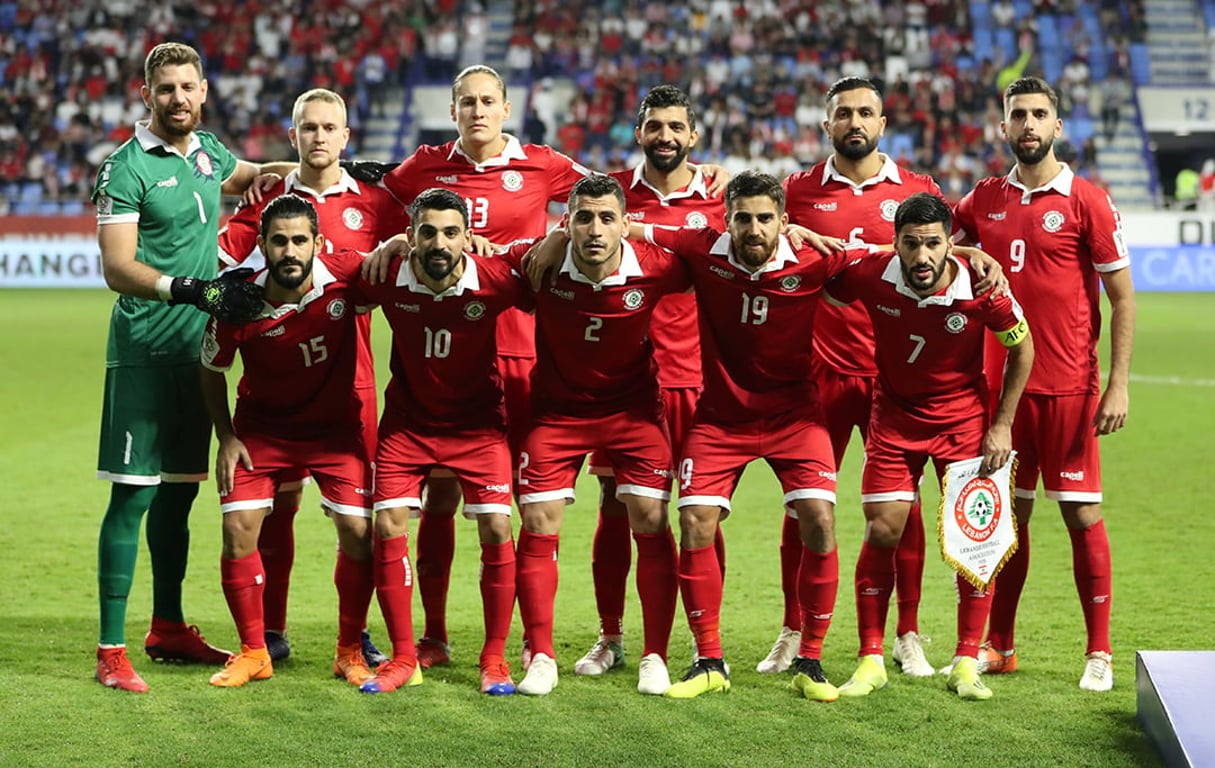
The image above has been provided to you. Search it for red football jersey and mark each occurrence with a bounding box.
[952,165,1129,395]
[825,252,1027,427]
[784,155,943,377]
[610,164,725,389]
[201,250,365,441]
[503,238,689,418]
[357,253,529,433]
[383,135,591,358]
[647,226,859,424]
[217,170,403,390]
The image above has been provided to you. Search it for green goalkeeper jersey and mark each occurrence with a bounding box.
[92,122,237,367]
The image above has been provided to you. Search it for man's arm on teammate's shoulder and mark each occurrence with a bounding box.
[521,231,566,290]
[785,223,848,256]
[983,321,1035,475]
[1094,267,1135,436]
[222,160,268,196]
[362,234,410,284]
[954,245,1008,296]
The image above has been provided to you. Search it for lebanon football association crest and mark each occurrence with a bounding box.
[622,289,644,310]
[195,151,214,179]
[343,208,364,230]
[1042,210,1065,233]
[780,275,802,292]
[685,211,708,228]
[945,312,967,333]
[464,301,486,320]
[952,475,1002,543]
[327,298,347,319]
[502,170,524,192]
[879,199,899,221]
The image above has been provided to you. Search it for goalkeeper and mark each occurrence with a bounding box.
[90,42,267,693]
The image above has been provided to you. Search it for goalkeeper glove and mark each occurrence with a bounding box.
[167,268,265,324]
[341,159,400,183]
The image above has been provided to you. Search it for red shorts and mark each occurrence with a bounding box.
[861,394,986,503]
[519,411,673,505]
[220,431,371,517]
[676,412,837,513]
[1012,392,1102,502]
[498,355,534,461]
[273,386,377,491]
[814,357,875,468]
[587,386,700,478]
[375,411,513,517]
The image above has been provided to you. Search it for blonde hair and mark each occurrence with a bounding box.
[291,88,348,128]
[144,42,203,85]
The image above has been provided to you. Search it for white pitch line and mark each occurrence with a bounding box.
[1126,373,1215,387]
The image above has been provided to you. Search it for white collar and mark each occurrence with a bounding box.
[284,168,362,198]
[558,239,643,288]
[820,153,903,189]
[712,232,800,280]
[1007,162,1075,204]
[447,133,529,171]
[134,120,201,158]
[395,252,480,298]
[881,253,974,306]
[628,162,710,201]
[254,255,338,318]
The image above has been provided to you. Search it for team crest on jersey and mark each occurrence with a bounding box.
[328,298,348,319]
[685,211,708,228]
[945,312,967,334]
[95,193,113,216]
[1041,210,1065,233]
[879,199,899,222]
[464,301,487,320]
[622,289,645,310]
[195,151,214,179]
[779,275,802,292]
[342,208,364,230]
[502,170,524,192]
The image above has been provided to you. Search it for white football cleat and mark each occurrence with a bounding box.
[574,636,624,676]
[892,632,935,677]
[637,653,671,695]
[756,626,801,674]
[1079,651,1113,692]
[517,652,559,696]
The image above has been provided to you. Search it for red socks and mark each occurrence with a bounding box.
[854,542,896,657]
[221,552,266,649]
[987,521,1031,651]
[779,515,801,629]
[797,547,839,659]
[334,550,373,647]
[416,512,456,643]
[479,540,516,660]
[894,500,925,636]
[516,531,560,658]
[373,534,416,658]
[678,544,723,658]
[257,499,298,633]
[1069,519,1112,654]
[591,512,631,637]
[634,530,677,660]
[955,573,994,658]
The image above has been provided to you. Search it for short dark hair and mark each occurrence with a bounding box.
[893,192,953,234]
[260,194,319,238]
[725,170,785,214]
[1003,76,1059,112]
[144,41,202,85]
[568,174,625,212]
[825,76,883,105]
[409,187,470,228]
[637,84,696,131]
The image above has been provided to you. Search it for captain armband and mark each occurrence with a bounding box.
[994,317,1029,348]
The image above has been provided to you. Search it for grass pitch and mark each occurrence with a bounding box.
[0,290,1210,767]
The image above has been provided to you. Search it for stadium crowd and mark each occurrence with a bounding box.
[1,0,1140,214]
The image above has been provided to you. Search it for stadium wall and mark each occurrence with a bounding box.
[2,214,1214,291]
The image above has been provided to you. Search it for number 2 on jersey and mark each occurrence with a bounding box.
[584,316,603,342]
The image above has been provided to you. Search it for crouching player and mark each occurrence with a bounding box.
[199,195,376,688]
[824,193,1034,701]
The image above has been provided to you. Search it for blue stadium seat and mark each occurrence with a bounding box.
[1129,43,1152,84]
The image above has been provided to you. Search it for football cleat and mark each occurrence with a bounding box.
[479,656,516,696]
[145,620,232,665]
[574,636,624,676]
[946,656,993,701]
[977,641,1018,674]
[96,647,148,693]
[637,653,671,695]
[517,653,559,696]
[264,631,291,663]
[790,656,839,702]
[359,657,423,694]
[756,626,801,674]
[415,637,451,669]
[892,632,935,677]
[1079,651,1113,692]
[665,657,730,699]
[209,645,273,688]
[838,654,888,698]
[361,631,388,668]
[333,644,375,686]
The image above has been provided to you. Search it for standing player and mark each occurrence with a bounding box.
[200,195,377,688]
[772,77,942,677]
[574,85,727,678]
[380,65,591,668]
[824,192,1034,701]
[650,171,861,702]
[218,88,400,664]
[511,175,689,697]
[953,77,1135,691]
[92,42,264,692]
[357,189,529,696]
